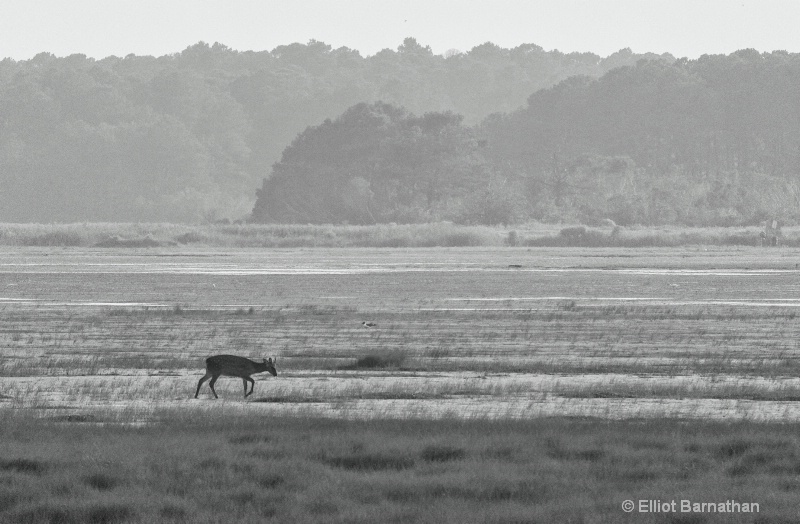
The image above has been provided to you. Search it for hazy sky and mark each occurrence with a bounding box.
[1,0,799,61]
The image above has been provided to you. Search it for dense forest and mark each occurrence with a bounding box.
[480,50,800,226]
[0,38,661,223]
[254,49,800,226]
[3,40,798,226]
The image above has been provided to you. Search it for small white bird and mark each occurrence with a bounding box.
[362,321,377,328]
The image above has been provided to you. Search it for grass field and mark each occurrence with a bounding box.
[2,244,800,522]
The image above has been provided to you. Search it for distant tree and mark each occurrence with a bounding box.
[251,102,488,224]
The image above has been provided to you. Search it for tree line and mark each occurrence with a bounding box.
[254,49,800,226]
[0,39,659,222]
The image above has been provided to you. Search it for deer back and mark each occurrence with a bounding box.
[206,355,259,377]
[206,355,277,377]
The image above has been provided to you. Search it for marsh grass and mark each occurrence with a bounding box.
[0,222,504,248]
[18,363,795,413]
[5,247,800,520]
[6,298,800,413]
[0,413,797,523]
[557,380,800,401]
[524,224,800,247]
[3,222,800,248]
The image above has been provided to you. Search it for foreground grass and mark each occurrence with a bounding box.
[0,414,797,523]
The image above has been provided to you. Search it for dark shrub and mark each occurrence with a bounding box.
[326,453,414,471]
[0,458,46,474]
[421,445,467,462]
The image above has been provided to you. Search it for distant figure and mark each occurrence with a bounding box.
[762,219,782,247]
[195,355,277,399]
[362,321,377,328]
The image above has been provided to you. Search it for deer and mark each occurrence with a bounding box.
[194,355,277,399]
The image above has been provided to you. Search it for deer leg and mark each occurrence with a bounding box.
[195,373,212,398]
[208,375,220,399]
[244,377,255,398]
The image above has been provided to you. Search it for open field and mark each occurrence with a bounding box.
[3,245,800,521]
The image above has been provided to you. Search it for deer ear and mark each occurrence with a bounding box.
[267,358,272,364]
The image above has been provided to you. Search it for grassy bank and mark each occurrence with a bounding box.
[0,222,796,248]
[0,222,500,248]
[0,414,795,523]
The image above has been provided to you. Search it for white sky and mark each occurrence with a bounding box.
[1,0,799,61]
